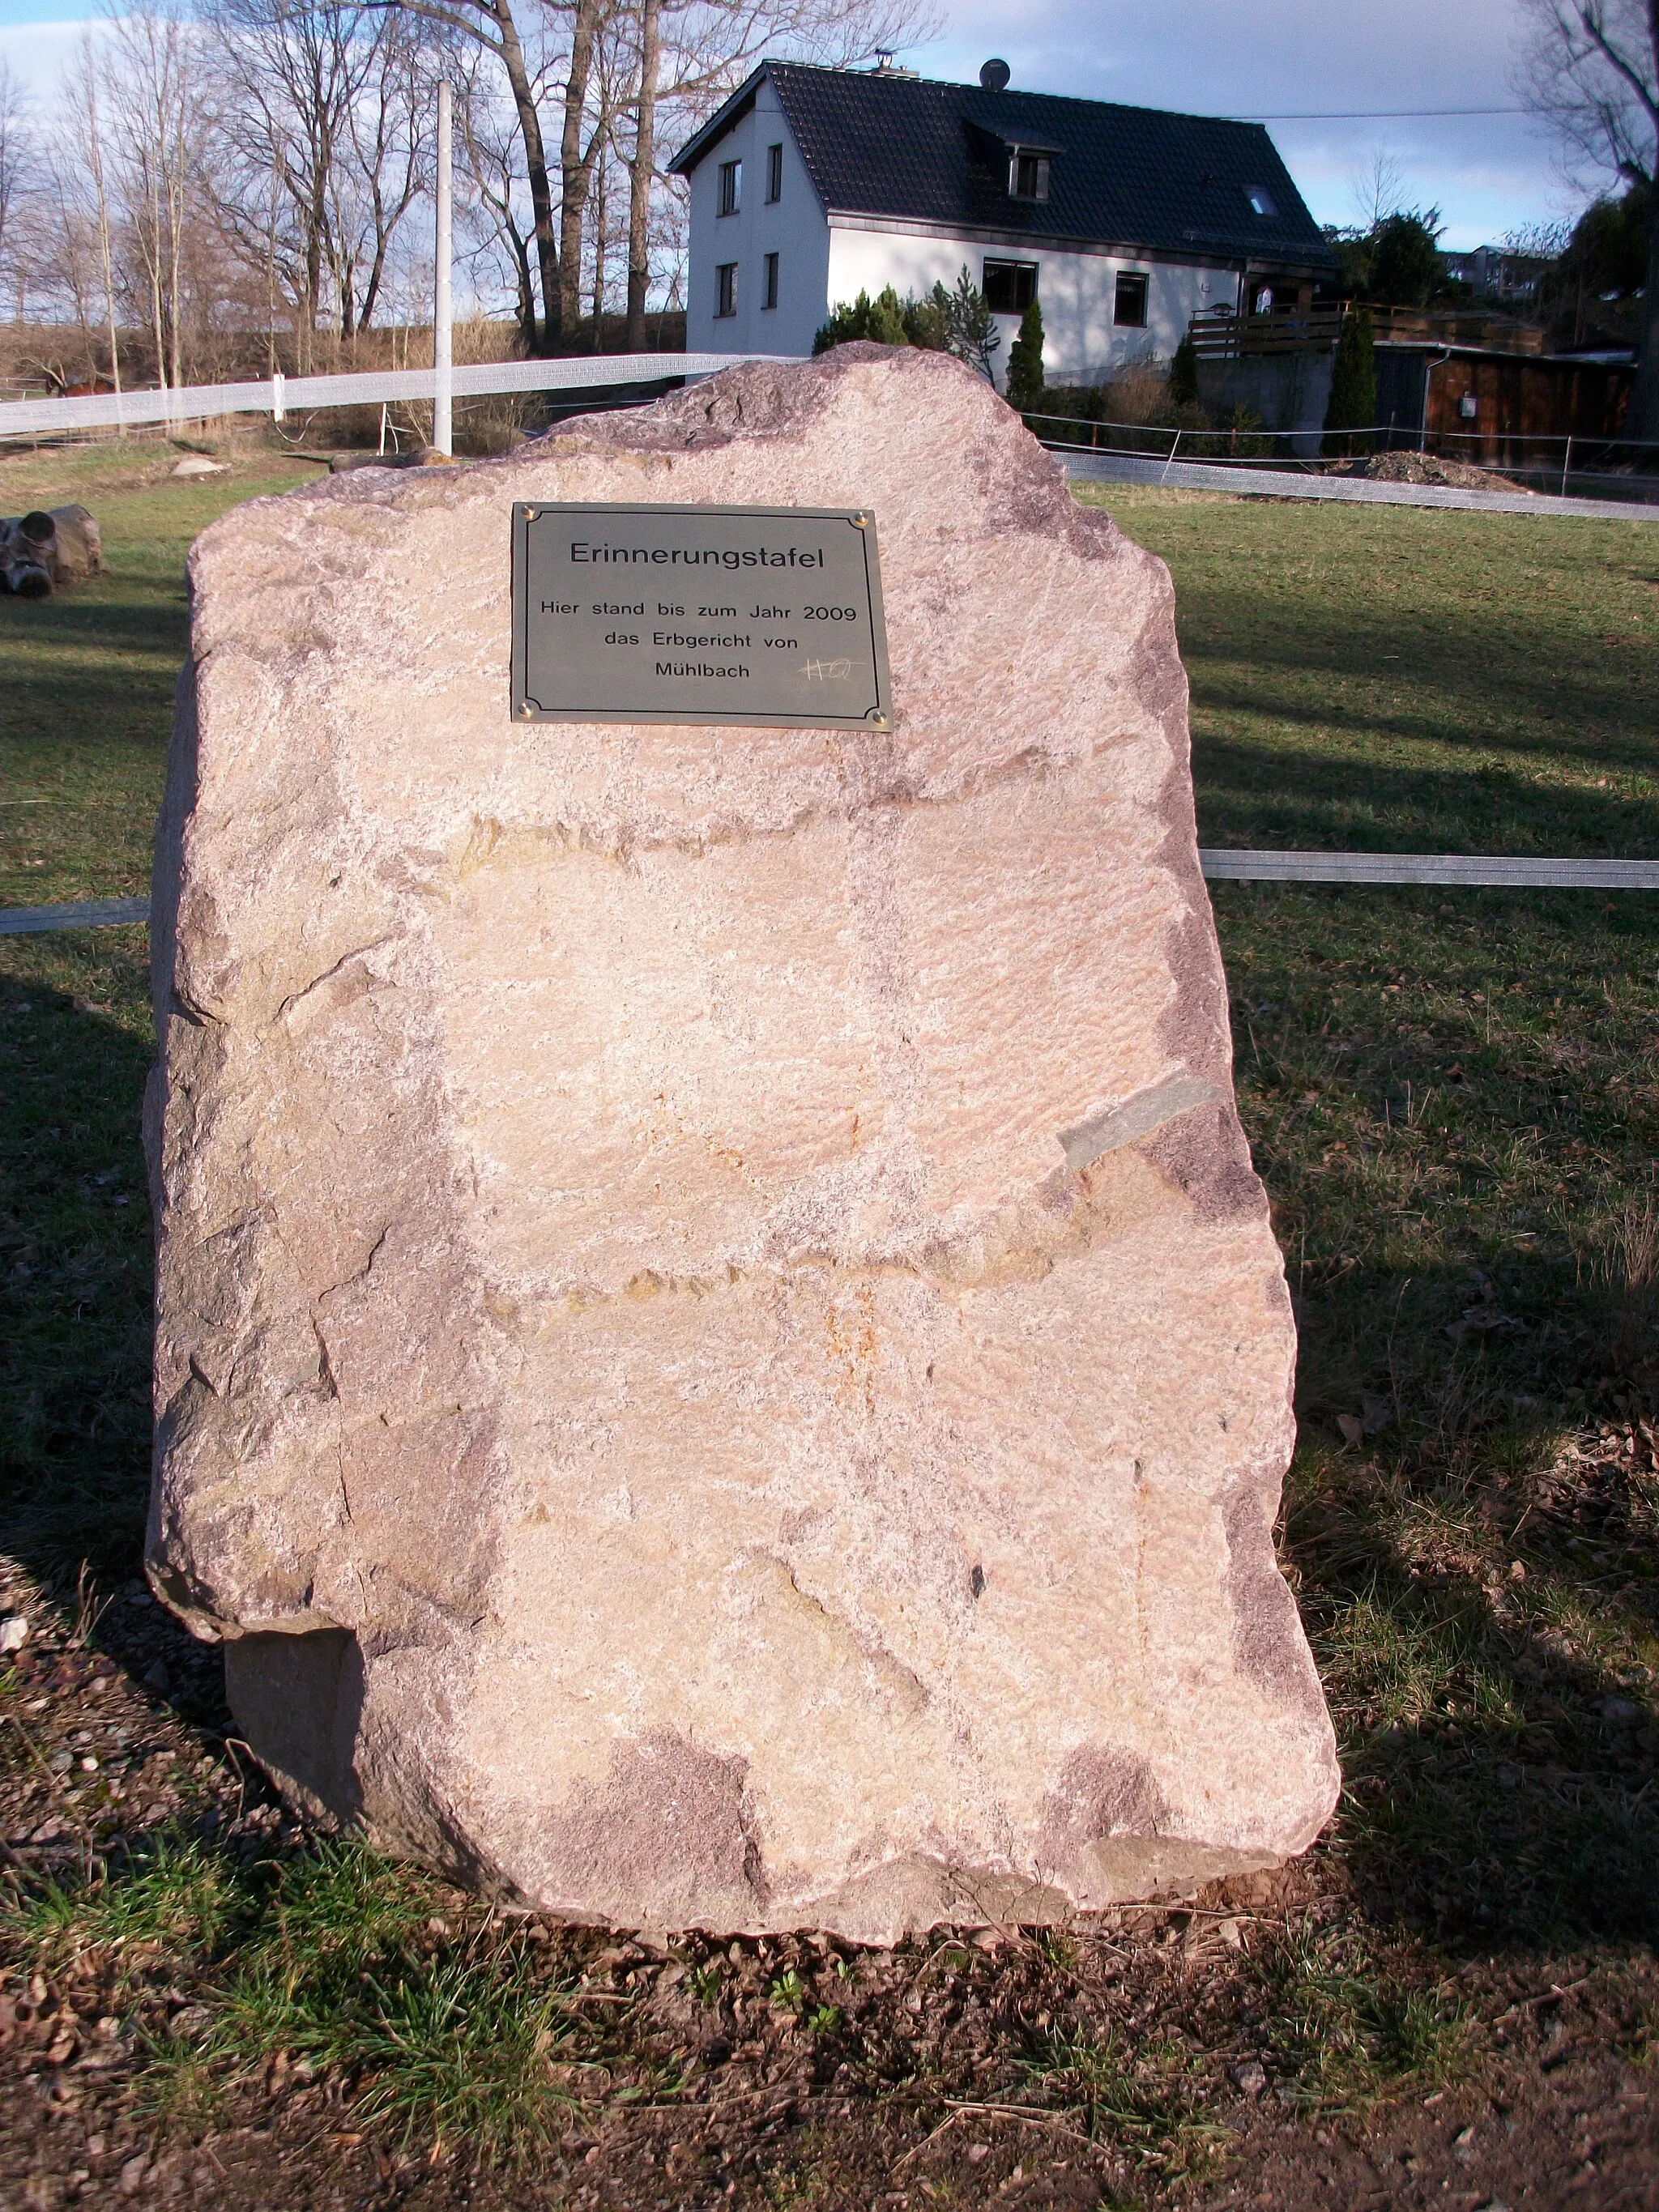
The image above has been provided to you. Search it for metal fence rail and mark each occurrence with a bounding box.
[9,854,1659,936]
[1200,850,1659,887]
[0,352,802,441]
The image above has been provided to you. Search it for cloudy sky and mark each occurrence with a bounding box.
[0,0,1593,249]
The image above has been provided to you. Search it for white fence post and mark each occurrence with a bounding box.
[271,371,285,424]
[433,80,453,458]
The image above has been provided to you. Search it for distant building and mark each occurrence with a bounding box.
[669,61,1336,388]
[1441,246,1550,305]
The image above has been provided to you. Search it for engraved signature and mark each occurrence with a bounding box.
[800,658,854,681]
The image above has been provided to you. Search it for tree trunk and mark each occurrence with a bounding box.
[591,143,608,341]
[625,0,660,352]
[168,169,185,389]
[1631,179,1659,443]
[86,77,122,407]
[148,191,168,390]
[558,0,603,337]
[490,0,561,349]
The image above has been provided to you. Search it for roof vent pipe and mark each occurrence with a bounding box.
[980,58,1011,90]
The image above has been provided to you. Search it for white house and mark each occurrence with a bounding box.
[669,61,1337,388]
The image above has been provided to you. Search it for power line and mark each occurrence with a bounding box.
[1235,106,1531,121]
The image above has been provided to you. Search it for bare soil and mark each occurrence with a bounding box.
[2,1568,1655,2211]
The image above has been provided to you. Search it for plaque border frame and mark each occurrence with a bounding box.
[510,501,893,730]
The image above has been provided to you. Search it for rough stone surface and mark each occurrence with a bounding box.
[147,344,1339,1941]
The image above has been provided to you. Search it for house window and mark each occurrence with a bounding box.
[983,258,1037,313]
[1113,271,1148,327]
[1245,185,1277,217]
[766,143,783,202]
[763,252,778,309]
[715,262,737,318]
[718,160,740,216]
[1008,151,1050,202]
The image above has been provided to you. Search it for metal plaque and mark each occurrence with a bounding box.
[511,502,892,729]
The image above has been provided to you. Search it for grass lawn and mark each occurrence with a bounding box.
[1,458,1657,2207]
[0,443,320,908]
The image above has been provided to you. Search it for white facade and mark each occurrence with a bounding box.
[825,224,1243,387]
[683,84,1252,389]
[683,78,832,364]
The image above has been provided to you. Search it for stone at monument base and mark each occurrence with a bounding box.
[146,344,1340,1941]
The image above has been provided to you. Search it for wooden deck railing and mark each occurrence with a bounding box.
[1186,305,1549,359]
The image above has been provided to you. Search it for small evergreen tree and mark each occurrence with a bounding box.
[1005,297,1045,410]
[1322,305,1376,458]
[812,271,1002,378]
[902,285,952,350]
[1368,211,1444,308]
[943,266,1000,380]
[1169,331,1201,407]
[812,286,910,354]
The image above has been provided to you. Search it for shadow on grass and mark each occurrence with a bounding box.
[1181,589,1656,782]
[0,952,159,1655]
[1193,731,1659,857]
[0,588,192,669]
[1277,1234,1658,1954]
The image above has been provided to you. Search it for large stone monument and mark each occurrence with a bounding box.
[147,345,1338,1940]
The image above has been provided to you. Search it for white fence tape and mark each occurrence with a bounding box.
[1062,451,1659,522]
[0,352,802,440]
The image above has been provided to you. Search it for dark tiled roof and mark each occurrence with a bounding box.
[672,65,1334,271]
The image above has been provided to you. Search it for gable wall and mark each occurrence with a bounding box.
[684,82,831,360]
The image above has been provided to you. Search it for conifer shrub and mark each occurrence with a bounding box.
[811,286,909,352]
[812,270,1000,380]
[1006,298,1045,411]
[1322,305,1377,458]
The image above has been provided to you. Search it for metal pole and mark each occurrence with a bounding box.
[1561,433,1572,498]
[433,79,453,457]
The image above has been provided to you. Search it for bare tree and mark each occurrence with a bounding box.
[61,36,124,398]
[102,6,201,388]
[0,61,33,322]
[557,0,612,333]
[454,53,541,343]
[1517,0,1659,436]
[369,0,566,349]
[623,0,660,347]
[203,0,370,364]
[1349,149,1408,232]
[327,9,436,333]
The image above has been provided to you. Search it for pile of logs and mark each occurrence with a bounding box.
[0,505,103,597]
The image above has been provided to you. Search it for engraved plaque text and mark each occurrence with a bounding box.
[512,502,891,728]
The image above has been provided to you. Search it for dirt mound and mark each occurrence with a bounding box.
[1339,450,1530,492]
